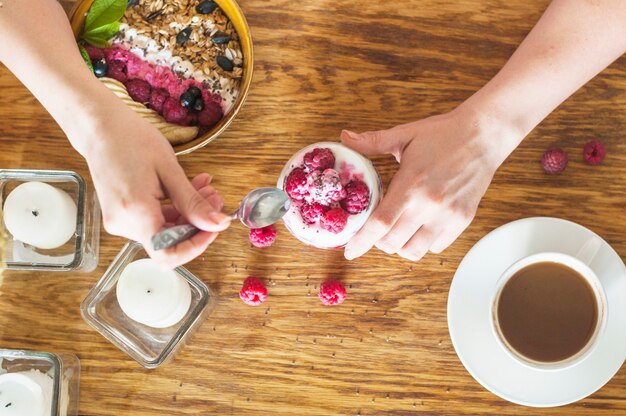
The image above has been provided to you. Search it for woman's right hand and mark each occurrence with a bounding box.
[78,101,230,269]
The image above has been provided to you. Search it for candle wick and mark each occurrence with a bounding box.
[5,402,12,408]
[31,210,39,217]
[147,290,152,294]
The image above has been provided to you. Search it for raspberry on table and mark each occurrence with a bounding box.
[303,148,336,171]
[239,276,267,306]
[162,97,189,124]
[249,225,277,248]
[300,203,329,224]
[285,167,309,201]
[583,140,606,165]
[126,79,152,104]
[320,208,349,234]
[149,88,169,114]
[541,148,568,174]
[340,180,371,214]
[306,169,347,205]
[318,280,347,306]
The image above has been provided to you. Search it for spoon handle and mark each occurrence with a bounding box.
[151,224,199,251]
[151,210,240,251]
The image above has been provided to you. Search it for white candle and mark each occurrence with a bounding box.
[3,182,77,250]
[116,259,192,328]
[0,372,49,416]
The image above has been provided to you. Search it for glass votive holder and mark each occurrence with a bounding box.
[80,241,214,369]
[0,348,80,416]
[0,169,100,272]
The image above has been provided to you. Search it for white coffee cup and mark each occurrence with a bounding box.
[490,237,607,371]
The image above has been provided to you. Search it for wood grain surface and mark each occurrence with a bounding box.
[1,0,626,414]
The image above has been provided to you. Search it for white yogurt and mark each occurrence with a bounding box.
[277,142,382,249]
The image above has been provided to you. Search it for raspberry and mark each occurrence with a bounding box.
[285,167,309,201]
[239,276,267,306]
[126,79,152,103]
[306,169,346,205]
[583,140,606,165]
[320,208,349,234]
[300,203,329,224]
[541,148,568,174]
[198,100,223,127]
[162,97,189,124]
[249,225,277,248]
[340,180,371,214]
[84,45,105,60]
[106,60,128,83]
[148,88,169,114]
[303,148,336,171]
[318,280,346,306]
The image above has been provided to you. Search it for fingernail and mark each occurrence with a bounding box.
[209,212,230,224]
[344,248,355,260]
[342,130,360,140]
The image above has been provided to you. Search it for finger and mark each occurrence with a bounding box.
[397,225,441,262]
[103,197,166,244]
[344,168,413,260]
[430,215,474,254]
[161,204,181,223]
[147,230,219,269]
[375,210,426,255]
[340,128,409,159]
[159,164,230,232]
[191,173,213,190]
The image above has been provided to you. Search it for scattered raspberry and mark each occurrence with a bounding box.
[149,88,169,114]
[583,140,606,165]
[306,169,347,205]
[340,180,371,214]
[541,148,568,174]
[162,97,189,124]
[84,45,104,60]
[106,60,128,83]
[198,100,223,127]
[318,280,346,306]
[285,167,309,201]
[249,225,277,248]
[300,203,329,224]
[320,208,349,234]
[239,276,267,306]
[126,79,152,103]
[303,148,336,171]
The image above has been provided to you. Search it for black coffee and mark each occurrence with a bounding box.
[496,262,598,363]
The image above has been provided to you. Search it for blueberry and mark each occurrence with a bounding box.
[187,86,202,98]
[193,97,204,111]
[216,55,234,72]
[127,0,138,7]
[176,27,192,46]
[196,1,218,14]
[180,91,196,109]
[211,32,230,45]
[92,58,108,78]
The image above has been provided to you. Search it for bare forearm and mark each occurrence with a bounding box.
[463,0,626,162]
[0,0,119,155]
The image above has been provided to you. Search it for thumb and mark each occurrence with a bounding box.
[340,128,408,158]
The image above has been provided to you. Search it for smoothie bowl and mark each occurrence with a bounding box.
[277,142,382,249]
[70,0,253,155]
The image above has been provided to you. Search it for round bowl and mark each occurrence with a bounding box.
[70,0,253,156]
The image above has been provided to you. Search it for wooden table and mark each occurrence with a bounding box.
[1,0,625,414]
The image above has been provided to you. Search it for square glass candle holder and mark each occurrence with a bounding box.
[80,241,214,368]
[0,169,100,272]
[0,348,80,416]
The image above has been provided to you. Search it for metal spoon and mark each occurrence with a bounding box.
[151,187,291,251]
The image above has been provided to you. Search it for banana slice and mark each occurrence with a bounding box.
[99,77,199,145]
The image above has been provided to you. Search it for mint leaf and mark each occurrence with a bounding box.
[83,22,121,47]
[85,0,126,33]
[78,44,94,74]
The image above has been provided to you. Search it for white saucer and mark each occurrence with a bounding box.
[447,217,626,407]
